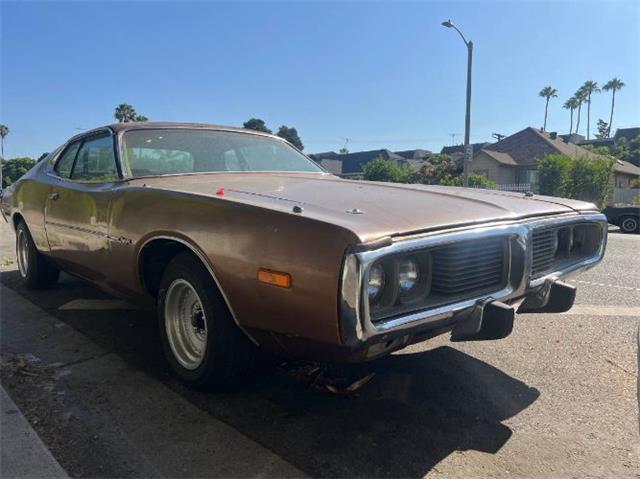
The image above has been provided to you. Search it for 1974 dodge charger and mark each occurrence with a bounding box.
[0,122,608,387]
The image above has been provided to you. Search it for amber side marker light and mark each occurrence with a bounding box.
[257,268,292,288]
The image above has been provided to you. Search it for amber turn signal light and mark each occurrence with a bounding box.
[257,268,292,288]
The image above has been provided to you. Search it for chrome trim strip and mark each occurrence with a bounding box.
[44,221,132,244]
[137,235,259,346]
[340,212,607,345]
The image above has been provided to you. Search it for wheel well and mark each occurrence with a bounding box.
[12,212,25,230]
[139,239,202,297]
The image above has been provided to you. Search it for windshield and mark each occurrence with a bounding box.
[121,129,323,177]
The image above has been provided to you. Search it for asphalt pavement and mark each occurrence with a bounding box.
[0,219,638,478]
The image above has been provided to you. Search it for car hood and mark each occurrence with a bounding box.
[130,173,598,243]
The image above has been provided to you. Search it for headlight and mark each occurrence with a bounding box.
[367,263,385,301]
[398,258,419,293]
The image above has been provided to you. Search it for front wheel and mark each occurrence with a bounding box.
[16,221,60,289]
[619,216,639,234]
[157,252,258,388]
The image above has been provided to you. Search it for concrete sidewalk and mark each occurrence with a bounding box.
[0,385,68,478]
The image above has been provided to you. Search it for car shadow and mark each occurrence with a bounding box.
[1,271,540,478]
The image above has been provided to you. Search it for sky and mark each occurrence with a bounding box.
[1,0,639,159]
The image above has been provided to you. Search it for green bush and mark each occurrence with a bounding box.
[537,154,573,197]
[439,173,498,188]
[362,156,412,183]
[2,157,36,188]
[537,153,613,207]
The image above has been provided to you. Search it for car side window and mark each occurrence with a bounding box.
[71,135,118,182]
[54,141,81,178]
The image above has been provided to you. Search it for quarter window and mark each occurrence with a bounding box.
[55,141,81,178]
[71,135,118,182]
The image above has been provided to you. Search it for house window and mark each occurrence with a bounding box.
[520,169,539,186]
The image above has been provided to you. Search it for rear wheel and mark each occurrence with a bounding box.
[619,216,639,234]
[157,252,257,388]
[16,221,60,289]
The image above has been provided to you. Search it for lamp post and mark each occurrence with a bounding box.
[442,19,473,187]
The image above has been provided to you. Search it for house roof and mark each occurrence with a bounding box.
[394,149,432,160]
[613,159,640,176]
[479,150,518,166]
[441,142,491,156]
[309,151,339,161]
[614,127,640,143]
[476,127,600,167]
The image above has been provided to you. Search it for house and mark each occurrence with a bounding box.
[468,127,640,191]
[309,149,406,177]
[441,142,492,166]
[309,148,428,177]
[575,127,640,166]
[394,149,431,160]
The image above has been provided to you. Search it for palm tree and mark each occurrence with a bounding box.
[114,103,137,123]
[602,78,625,137]
[580,80,600,139]
[0,124,8,158]
[538,86,558,131]
[574,87,587,135]
[562,97,579,134]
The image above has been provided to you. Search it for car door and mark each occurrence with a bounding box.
[44,131,121,281]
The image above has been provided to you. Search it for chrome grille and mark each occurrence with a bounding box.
[531,228,557,277]
[531,222,603,279]
[431,237,507,296]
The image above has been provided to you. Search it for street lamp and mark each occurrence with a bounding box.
[442,19,473,187]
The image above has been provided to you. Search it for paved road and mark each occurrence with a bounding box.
[1,219,638,477]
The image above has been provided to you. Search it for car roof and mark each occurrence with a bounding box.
[72,121,276,141]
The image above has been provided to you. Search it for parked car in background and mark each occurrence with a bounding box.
[0,122,608,388]
[602,205,640,233]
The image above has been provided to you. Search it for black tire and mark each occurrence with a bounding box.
[157,252,258,389]
[619,215,639,234]
[15,221,60,289]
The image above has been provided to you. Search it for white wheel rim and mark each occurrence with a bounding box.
[164,279,208,370]
[16,230,29,278]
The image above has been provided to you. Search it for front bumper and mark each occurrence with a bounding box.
[339,212,608,350]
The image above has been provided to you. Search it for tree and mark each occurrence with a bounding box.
[2,157,36,188]
[562,97,579,134]
[242,118,272,134]
[0,124,8,158]
[276,125,303,150]
[339,147,349,154]
[595,119,609,139]
[114,104,148,123]
[602,78,625,137]
[580,80,600,140]
[538,86,558,132]
[614,135,640,167]
[574,87,587,135]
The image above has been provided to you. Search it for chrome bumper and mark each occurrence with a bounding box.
[340,212,608,346]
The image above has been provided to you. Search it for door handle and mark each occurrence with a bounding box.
[49,192,60,201]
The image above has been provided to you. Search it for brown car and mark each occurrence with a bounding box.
[1,122,608,387]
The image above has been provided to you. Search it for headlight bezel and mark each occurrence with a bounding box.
[365,252,432,318]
